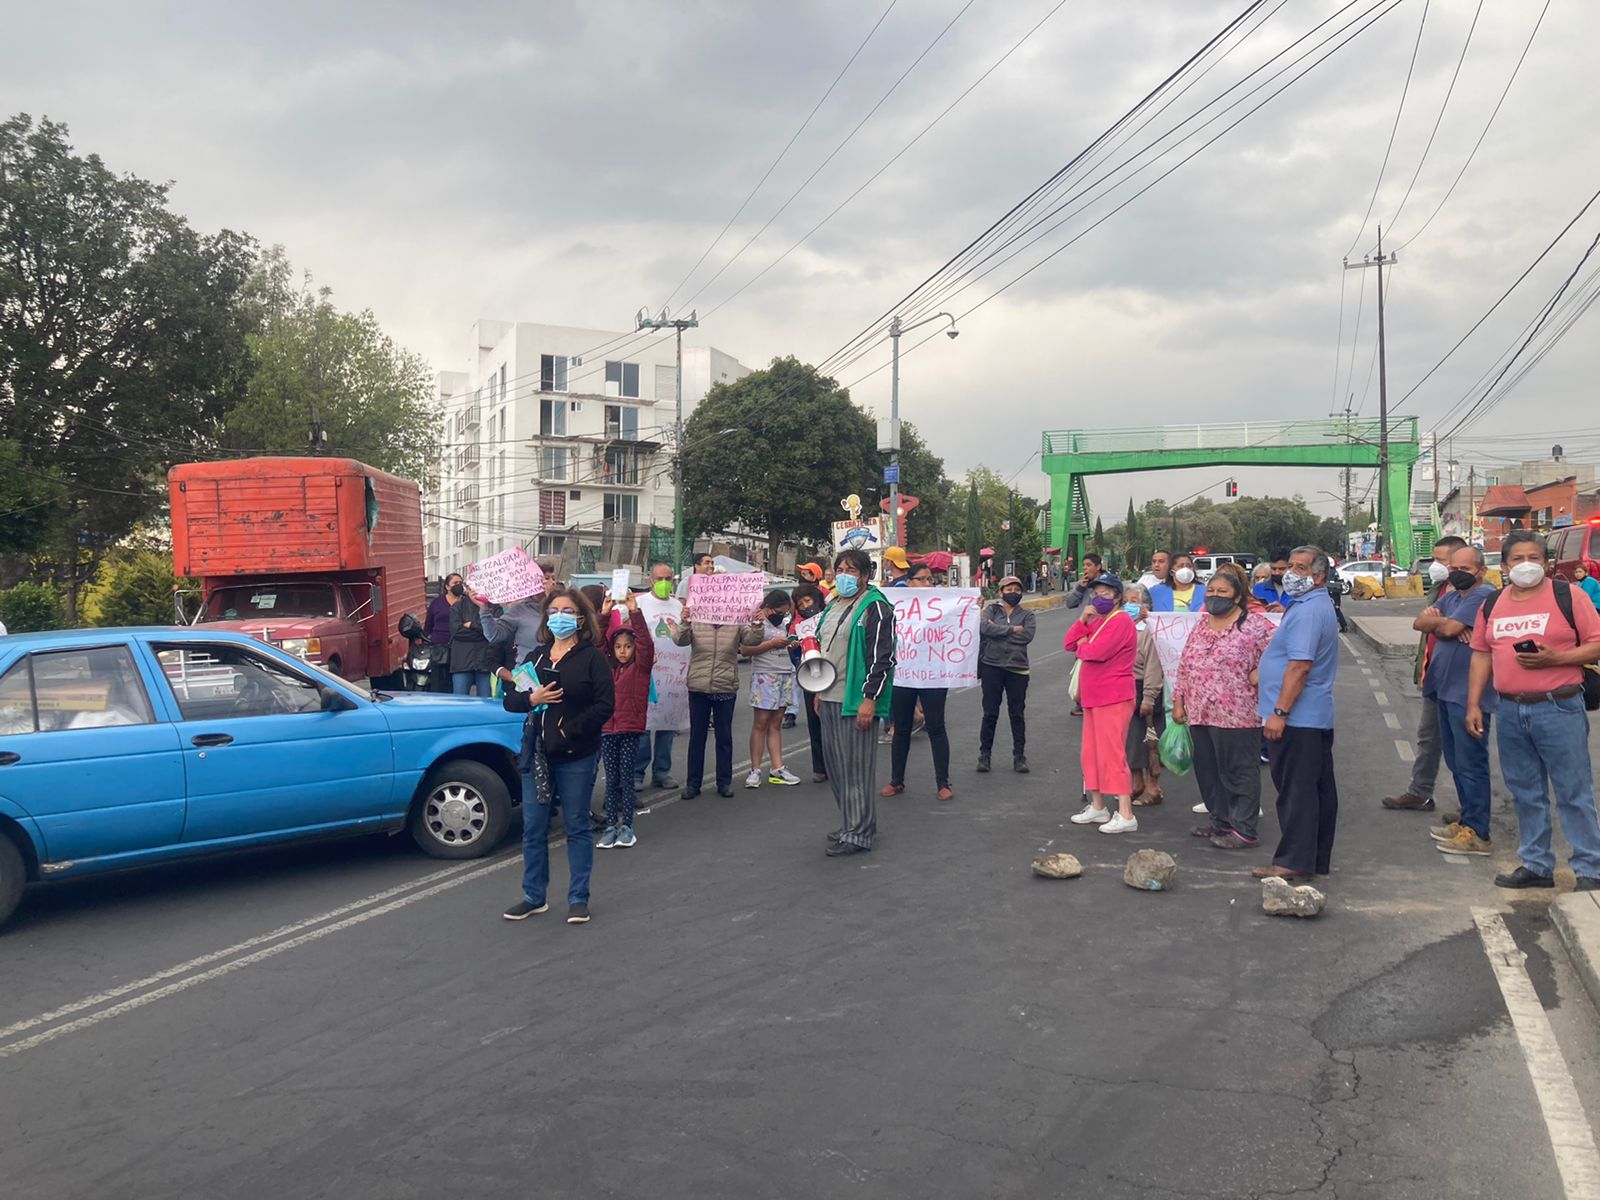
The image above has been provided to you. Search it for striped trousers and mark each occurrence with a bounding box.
[819,700,877,849]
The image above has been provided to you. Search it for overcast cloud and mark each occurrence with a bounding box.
[4,0,1597,522]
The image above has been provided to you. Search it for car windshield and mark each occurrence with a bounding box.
[204,585,339,621]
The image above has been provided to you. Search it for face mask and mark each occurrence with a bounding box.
[449,583,463,597]
[652,579,673,600]
[1282,570,1315,598]
[1174,568,1195,585]
[835,574,860,598]
[1508,561,1545,588]
[1122,603,1142,619]
[1090,595,1117,615]
[1270,573,1284,584]
[1204,594,1237,616]
[1427,561,1449,584]
[1449,570,1478,592]
[1002,592,1021,606]
[546,612,580,639]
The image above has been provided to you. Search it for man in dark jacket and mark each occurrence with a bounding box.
[977,575,1036,774]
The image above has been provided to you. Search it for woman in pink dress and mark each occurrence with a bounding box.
[1064,575,1141,834]
[1170,569,1277,849]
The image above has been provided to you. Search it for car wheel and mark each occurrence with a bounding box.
[0,834,26,931]
[410,760,511,859]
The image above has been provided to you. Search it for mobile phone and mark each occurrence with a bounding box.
[1513,639,1539,654]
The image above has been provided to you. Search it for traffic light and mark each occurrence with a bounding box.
[1225,480,1239,497]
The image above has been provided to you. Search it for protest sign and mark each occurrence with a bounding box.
[687,571,765,626]
[890,587,981,689]
[637,593,689,731]
[464,547,544,606]
[610,568,630,600]
[1143,611,1282,688]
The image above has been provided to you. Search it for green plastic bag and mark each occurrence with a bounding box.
[1159,719,1193,776]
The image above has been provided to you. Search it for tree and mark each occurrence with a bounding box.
[1223,495,1319,557]
[895,421,952,552]
[0,581,62,632]
[681,357,876,562]
[1313,516,1347,555]
[1092,516,1105,553]
[964,481,981,562]
[0,439,63,557]
[1123,498,1142,567]
[220,248,438,488]
[0,114,258,620]
[95,551,186,627]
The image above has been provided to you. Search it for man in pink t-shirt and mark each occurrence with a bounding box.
[1466,531,1600,891]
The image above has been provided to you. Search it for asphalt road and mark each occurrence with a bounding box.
[4,602,1599,1199]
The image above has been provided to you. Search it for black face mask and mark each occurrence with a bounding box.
[1270,573,1284,584]
[1449,570,1478,591]
[1204,594,1237,616]
[448,583,464,597]
[1001,592,1022,606]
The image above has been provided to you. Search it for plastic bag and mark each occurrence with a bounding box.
[1159,719,1193,775]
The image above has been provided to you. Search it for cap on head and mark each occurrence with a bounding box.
[883,547,910,570]
[998,574,1023,590]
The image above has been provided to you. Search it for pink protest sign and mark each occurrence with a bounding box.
[686,572,765,626]
[465,547,545,606]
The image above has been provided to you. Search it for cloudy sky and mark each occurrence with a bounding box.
[5,0,1598,525]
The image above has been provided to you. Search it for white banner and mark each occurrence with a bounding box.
[637,594,690,732]
[890,587,982,689]
[1143,611,1282,688]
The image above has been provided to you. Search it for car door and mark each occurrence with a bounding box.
[145,641,395,844]
[0,643,187,864]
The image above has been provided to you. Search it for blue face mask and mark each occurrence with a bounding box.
[835,574,860,598]
[1122,603,1141,619]
[546,612,580,639]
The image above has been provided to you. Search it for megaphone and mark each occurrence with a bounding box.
[796,636,836,694]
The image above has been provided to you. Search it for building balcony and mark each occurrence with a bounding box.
[455,483,479,508]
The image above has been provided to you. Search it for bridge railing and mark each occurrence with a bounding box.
[1042,417,1418,456]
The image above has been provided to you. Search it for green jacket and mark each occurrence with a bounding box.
[834,585,896,718]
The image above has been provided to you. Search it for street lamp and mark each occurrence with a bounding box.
[887,312,958,547]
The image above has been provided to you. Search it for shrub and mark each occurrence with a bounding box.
[0,581,65,632]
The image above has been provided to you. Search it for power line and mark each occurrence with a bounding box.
[1343,0,1430,259]
[1383,0,1482,235]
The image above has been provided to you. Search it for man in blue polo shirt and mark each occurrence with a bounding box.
[1253,545,1342,881]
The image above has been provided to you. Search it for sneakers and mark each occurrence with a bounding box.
[1494,866,1555,890]
[653,775,678,789]
[503,899,549,920]
[1014,756,1030,774]
[1070,803,1111,825]
[1191,802,1208,814]
[615,825,636,848]
[782,713,797,728]
[769,767,801,786]
[1428,821,1463,842]
[596,826,620,849]
[1099,813,1138,834]
[1382,792,1436,811]
[1210,829,1258,849]
[567,903,591,924]
[1436,827,1491,857]
[976,753,992,773]
[745,770,762,789]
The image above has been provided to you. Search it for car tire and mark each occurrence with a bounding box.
[410,760,511,859]
[0,834,26,931]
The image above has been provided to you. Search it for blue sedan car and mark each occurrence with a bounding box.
[0,628,528,928]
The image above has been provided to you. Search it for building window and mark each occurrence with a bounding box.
[498,451,506,484]
[605,404,639,440]
[537,535,567,557]
[604,493,639,523]
[605,361,640,398]
[540,398,567,437]
[539,490,566,526]
[498,364,507,404]
[541,446,567,481]
[498,409,507,443]
[540,354,569,392]
[603,446,637,484]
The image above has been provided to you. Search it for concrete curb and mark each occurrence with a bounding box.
[1551,892,1600,1016]
[1022,594,1065,612]
[1347,617,1412,660]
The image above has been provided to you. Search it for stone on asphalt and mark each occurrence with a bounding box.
[1031,852,1083,879]
[1123,849,1176,891]
[1261,875,1326,918]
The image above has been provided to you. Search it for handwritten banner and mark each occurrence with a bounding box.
[465,547,545,606]
[687,571,766,626]
[638,593,689,731]
[890,587,982,689]
[1143,611,1282,687]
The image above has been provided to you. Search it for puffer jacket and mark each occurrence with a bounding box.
[672,620,742,694]
[603,608,655,735]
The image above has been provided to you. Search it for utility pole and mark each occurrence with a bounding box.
[1344,227,1397,561]
[887,312,959,547]
[637,307,698,571]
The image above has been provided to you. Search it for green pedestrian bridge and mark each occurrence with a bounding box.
[1042,417,1423,566]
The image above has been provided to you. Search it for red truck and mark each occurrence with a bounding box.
[169,457,426,683]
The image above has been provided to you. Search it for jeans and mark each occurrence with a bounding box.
[1495,694,1600,879]
[1435,698,1491,839]
[452,670,493,697]
[521,751,599,907]
[889,686,950,788]
[1408,695,1442,801]
[686,692,736,791]
[978,661,1028,757]
[633,730,676,785]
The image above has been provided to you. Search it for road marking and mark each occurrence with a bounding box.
[1360,666,1373,676]
[1383,712,1402,730]
[1373,691,1390,706]
[1340,635,1362,659]
[1395,739,1414,762]
[1474,909,1600,1197]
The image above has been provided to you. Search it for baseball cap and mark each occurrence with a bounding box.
[883,546,910,569]
[998,574,1023,590]
[798,561,824,580]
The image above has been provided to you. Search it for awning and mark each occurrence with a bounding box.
[1478,485,1531,517]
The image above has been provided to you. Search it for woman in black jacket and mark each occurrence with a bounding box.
[449,582,498,697]
[497,586,614,925]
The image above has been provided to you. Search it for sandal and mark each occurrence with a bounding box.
[1132,790,1163,807]
[937,786,954,801]
[880,783,905,797]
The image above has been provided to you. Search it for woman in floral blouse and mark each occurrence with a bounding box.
[1170,568,1277,849]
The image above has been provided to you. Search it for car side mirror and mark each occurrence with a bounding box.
[320,687,357,713]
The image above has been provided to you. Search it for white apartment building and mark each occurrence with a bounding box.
[425,320,750,581]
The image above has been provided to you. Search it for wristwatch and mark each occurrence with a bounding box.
[1272,707,1290,718]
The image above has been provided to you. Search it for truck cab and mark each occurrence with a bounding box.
[197,578,380,681]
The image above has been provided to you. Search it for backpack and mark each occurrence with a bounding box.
[1480,579,1600,711]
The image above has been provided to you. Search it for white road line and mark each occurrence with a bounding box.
[1474,909,1600,1198]
[1373,691,1390,706]
[1360,667,1373,676]
[1394,739,1415,762]
[1383,712,1402,730]
[1340,634,1363,659]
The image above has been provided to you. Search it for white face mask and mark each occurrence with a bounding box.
[1428,561,1449,584]
[1174,567,1195,585]
[1282,570,1316,598]
[1508,560,1545,588]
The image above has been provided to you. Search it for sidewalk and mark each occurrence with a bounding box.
[1348,604,1423,660]
[1553,892,1600,1016]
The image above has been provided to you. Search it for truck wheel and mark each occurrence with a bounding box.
[0,835,26,931]
[410,760,511,859]
[326,656,343,679]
